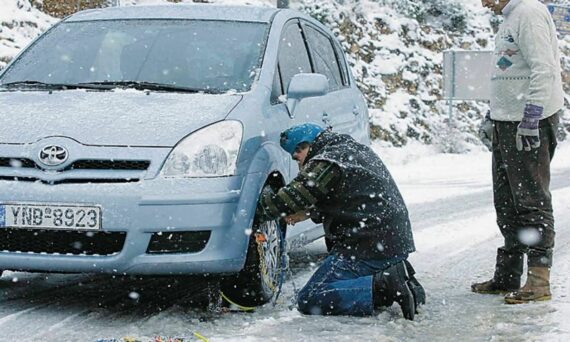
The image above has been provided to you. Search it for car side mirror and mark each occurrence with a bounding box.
[286,73,329,117]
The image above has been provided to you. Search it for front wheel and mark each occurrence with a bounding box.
[221,187,286,307]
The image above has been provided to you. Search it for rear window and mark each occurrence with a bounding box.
[0,19,269,93]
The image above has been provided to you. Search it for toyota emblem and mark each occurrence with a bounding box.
[39,145,69,166]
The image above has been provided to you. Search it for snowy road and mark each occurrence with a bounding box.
[1,144,570,341]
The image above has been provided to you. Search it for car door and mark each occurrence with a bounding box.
[266,19,322,243]
[298,21,363,138]
[269,20,315,175]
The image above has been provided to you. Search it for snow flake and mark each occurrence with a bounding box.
[518,228,541,246]
[9,159,22,168]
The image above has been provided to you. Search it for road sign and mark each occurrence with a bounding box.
[443,50,493,101]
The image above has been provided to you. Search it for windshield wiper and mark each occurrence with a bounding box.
[0,81,108,90]
[78,81,214,93]
[1,80,223,94]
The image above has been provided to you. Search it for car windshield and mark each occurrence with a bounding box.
[0,19,268,93]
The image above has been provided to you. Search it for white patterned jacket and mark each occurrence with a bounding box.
[490,0,564,121]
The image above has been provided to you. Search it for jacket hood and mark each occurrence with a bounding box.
[0,89,242,147]
[306,130,343,162]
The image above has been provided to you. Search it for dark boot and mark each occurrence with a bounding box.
[404,260,426,309]
[472,247,523,294]
[373,261,415,320]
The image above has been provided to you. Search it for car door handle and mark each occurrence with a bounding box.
[322,112,331,126]
[352,106,360,116]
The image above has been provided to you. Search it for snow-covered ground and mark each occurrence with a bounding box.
[0,141,569,341]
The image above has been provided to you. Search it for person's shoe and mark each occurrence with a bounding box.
[471,278,518,295]
[505,267,551,304]
[404,260,426,310]
[373,261,415,320]
[472,247,524,295]
[408,275,426,309]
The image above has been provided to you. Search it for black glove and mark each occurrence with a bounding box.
[478,110,493,151]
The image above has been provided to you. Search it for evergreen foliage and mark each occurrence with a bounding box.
[374,0,467,31]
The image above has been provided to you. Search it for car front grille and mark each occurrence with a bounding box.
[0,228,126,256]
[0,176,141,184]
[0,157,150,171]
[68,160,150,171]
[0,158,36,169]
[0,158,151,183]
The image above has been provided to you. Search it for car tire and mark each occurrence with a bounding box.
[221,186,286,308]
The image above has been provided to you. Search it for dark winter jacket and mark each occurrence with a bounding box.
[260,130,416,260]
[307,131,415,259]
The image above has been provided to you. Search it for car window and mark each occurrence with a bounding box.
[333,41,350,87]
[303,25,343,91]
[277,22,312,93]
[271,65,283,104]
[0,20,268,93]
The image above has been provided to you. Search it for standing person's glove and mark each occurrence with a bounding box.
[478,110,493,151]
[516,104,542,152]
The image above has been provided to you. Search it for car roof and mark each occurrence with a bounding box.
[65,4,280,23]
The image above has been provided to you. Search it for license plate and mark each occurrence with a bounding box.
[0,203,101,230]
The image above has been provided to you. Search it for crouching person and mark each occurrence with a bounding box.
[257,123,425,320]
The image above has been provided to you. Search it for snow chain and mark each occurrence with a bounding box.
[220,224,293,312]
[255,231,279,294]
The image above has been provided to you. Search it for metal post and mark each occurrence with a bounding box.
[448,50,456,126]
[277,0,289,8]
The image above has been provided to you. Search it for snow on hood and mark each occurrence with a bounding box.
[0,89,242,147]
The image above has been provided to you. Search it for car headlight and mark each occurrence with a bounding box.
[161,120,243,178]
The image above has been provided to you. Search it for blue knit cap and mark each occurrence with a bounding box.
[280,123,324,155]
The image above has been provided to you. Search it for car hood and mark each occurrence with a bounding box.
[0,89,242,147]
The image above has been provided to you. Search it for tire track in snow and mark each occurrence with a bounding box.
[409,167,570,230]
[395,186,570,341]
[0,305,51,327]
[0,274,212,340]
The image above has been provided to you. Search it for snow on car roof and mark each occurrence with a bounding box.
[66,4,279,23]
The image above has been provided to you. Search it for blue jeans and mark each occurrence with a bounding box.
[297,253,407,316]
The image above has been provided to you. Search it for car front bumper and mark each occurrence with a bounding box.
[0,173,264,275]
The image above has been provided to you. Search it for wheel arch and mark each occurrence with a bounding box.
[233,142,289,264]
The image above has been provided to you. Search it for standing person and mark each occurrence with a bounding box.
[257,123,425,320]
[473,0,564,304]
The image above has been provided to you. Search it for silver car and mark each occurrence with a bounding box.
[0,4,369,306]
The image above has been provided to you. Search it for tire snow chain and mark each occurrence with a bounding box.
[218,224,287,313]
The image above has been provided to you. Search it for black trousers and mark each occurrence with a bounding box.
[492,113,559,268]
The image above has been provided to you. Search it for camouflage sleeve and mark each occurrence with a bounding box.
[258,160,341,221]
